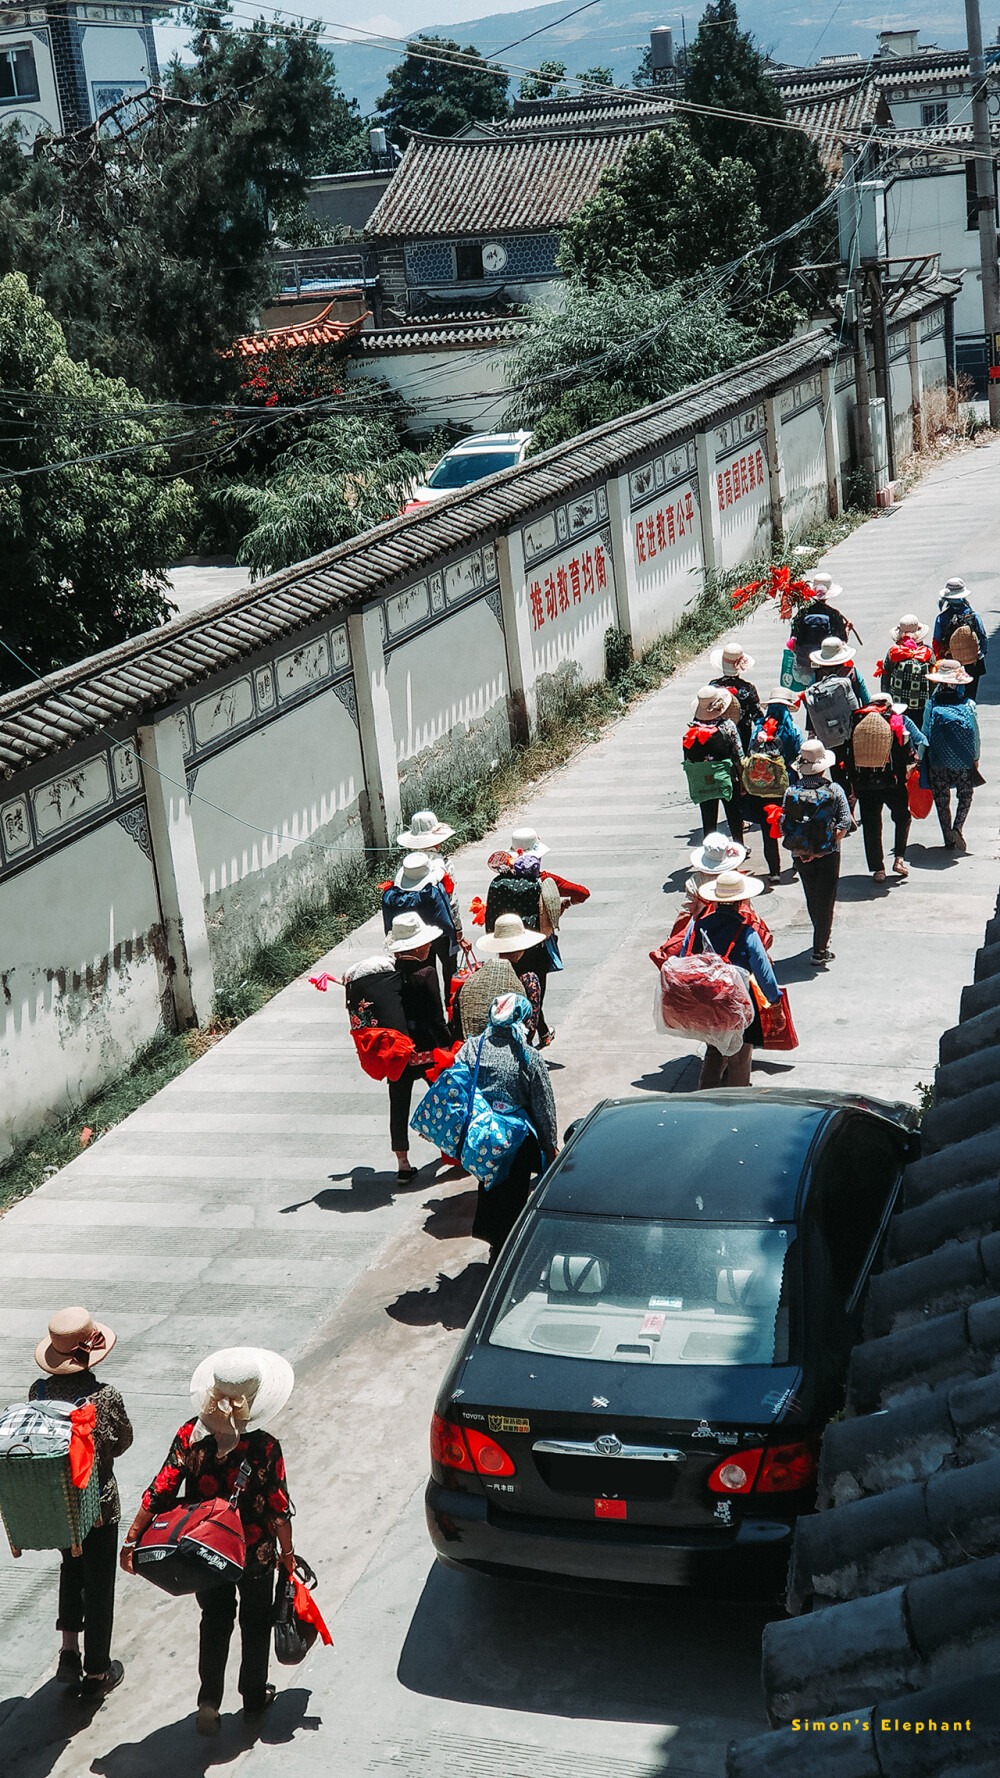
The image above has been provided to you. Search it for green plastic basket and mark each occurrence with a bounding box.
[0,1449,100,1553]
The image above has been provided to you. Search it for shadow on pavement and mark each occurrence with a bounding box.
[631,1056,701,1094]
[397,1562,779,1732]
[422,1191,477,1241]
[87,1686,317,1778]
[280,1165,433,1216]
[386,1261,490,1329]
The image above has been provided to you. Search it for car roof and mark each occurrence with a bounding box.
[444,431,530,452]
[539,1092,843,1223]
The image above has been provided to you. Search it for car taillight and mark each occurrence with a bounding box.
[464,1427,516,1477]
[758,1441,818,1492]
[430,1413,516,1477]
[708,1449,763,1493]
[430,1413,473,1472]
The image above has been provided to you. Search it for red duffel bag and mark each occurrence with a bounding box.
[133,1462,248,1595]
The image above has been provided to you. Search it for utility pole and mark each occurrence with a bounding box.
[965,0,1000,427]
[866,261,896,481]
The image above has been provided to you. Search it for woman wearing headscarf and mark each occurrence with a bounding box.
[122,1347,296,1738]
[458,994,558,1263]
[29,1307,133,1700]
[688,871,782,1090]
[922,658,981,851]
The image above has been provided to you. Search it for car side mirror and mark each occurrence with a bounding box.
[563,1122,578,1144]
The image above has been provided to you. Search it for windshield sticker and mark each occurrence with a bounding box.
[640,1313,665,1340]
[648,1298,683,1311]
[592,1395,609,1408]
[488,1414,530,1434]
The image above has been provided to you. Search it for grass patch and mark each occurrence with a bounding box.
[212,854,382,1023]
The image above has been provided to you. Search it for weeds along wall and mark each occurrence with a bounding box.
[0,288,956,1156]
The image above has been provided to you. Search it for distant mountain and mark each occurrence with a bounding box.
[328,0,971,118]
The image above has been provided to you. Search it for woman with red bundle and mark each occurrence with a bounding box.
[344,911,452,1180]
[876,615,934,724]
[688,872,782,1088]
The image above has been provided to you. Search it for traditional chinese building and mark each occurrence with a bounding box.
[0,0,169,141]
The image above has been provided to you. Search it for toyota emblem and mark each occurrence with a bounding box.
[595,1433,623,1457]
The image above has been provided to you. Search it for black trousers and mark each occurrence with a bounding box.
[57,1517,118,1676]
[743,795,781,874]
[521,942,552,1038]
[473,1133,543,1255]
[196,1567,275,1712]
[795,849,841,955]
[699,796,744,844]
[859,786,910,873]
[388,1063,432,1151]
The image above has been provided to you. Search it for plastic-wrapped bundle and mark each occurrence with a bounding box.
[655,953,753,1056]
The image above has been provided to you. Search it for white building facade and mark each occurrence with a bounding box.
[0,0,168,141]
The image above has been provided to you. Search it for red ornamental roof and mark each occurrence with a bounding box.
[230,305,369,358]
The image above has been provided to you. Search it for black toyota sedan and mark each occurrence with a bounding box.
[426,1089,917,1590]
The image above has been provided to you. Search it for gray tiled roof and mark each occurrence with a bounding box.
[0,328,838,779]
[354,315,528,352]
[365,125,666,240]
[727,886,1000,1778]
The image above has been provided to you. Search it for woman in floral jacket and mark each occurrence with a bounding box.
[122,1347,296,1738]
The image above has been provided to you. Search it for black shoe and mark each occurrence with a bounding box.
[79,1660,124,1702]
[243,1683,276,1720]
[810,950,835,966]
[56,1649,82,1685]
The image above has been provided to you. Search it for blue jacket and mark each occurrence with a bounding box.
[922,695,980,772]
[750,704,802,768]
[694,909,781,1005]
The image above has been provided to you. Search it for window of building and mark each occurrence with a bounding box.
[0,44,39,102]
[454,242,484,281]
[921,101,948,127]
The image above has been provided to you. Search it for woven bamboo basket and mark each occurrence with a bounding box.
[853,712,893,769]
[947,625,980,666]
[0,1450,100,1555]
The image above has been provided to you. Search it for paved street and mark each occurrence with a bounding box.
[1,438,998,1778]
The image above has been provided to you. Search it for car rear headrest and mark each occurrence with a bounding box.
[549,1255,608,1295]
[716,1267,755,1306]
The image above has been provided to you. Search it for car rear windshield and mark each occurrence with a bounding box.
[488,1216,795,1367]
[427,450,520,489]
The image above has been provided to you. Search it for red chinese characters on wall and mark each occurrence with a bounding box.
[528,540,609,632]
[716,447,765,514]
[633,487,696,567]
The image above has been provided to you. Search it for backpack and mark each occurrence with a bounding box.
[133,1458,250,1596]
[888,654,929,713]
[682,756,735,804]
[794,606,834,660]
[929,704,978,770]
[851,711,893,772]
[381,880,453,937]
[485,872,542,932]
[804,676,858,749]
[741,720,789,797]
[947,624,981,666]
[781,786,838,860]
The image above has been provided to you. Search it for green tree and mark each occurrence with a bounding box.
[377,36,509,142]
[0,8,365,403]
[505,279,765,451]
[0,275,192,690]
[228,411,424,577]
[684,0,829,258]
[518,59,569,100]
[559,125,762,287]
[576,66,613,86]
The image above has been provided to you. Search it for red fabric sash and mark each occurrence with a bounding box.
[292,1578,333,1646]
[68,1403,96,1489]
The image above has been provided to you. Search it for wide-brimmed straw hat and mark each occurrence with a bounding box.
[35,1308,116,1376]
[691,685,736,721]
[809,635,855,670]
[807,572,843,601]
[767,687,798,707]
[394,851,435,891]
[697,869,764,904]
[710,641,755,673]
[510,825,549,858]
[927,658,973,686]
[690,832,747,874]
[795,738,836,775]
[478,911,543,954]
[385,910,443,952]
[190,1348,294,1438]
[867,691,907,714]
[891,613,929,644]
[395,809,454,850]
[938,577,969,607]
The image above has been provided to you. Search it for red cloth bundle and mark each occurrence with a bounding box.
[292,1578,333,1646]
[907,767,933,820]
[351,1028,415,1081]
[762,802,784,840]
[425,1043,461,1083]
[68,1402,96,1489]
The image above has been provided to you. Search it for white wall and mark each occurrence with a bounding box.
[0,23,62,139]
[79,22,154,112]
[885,168,982,336]
[780,393,829,538]
[629,472,704,650]
[346,346,516,436]
[385,597,510,800]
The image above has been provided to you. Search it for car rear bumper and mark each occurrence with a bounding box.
[426,1481,793,1590]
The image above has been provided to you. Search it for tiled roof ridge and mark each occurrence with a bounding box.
[230,307,368,358]
[401,118,674,147]
[727,886,1000,1777]
[0,327,838,767]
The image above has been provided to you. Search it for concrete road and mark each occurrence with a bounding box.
[1,440,998,1777]
[164,562,253,621]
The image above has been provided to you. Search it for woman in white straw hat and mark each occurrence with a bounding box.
[29,1307,132,1700]
[473,911,546,1039]
[922,658,981,850]
[382,851,465,988]
[483,827,588,1048]
[789,572,855,679]
[877,615,933,722]
[346,911,452,1177]
[682,685,745,846]
[393,811,471,976]
[933,579,988,691]
[688,871,783,1088]
[710,640,762,750]
[123,1348,296,1736]
[803,636,870,805]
